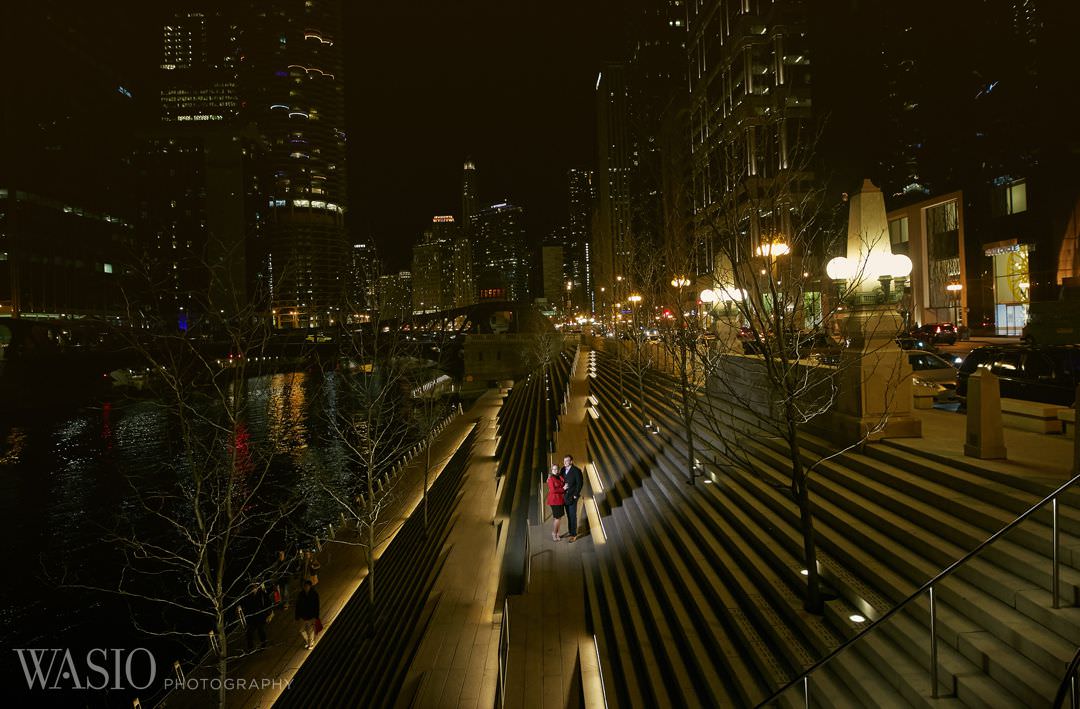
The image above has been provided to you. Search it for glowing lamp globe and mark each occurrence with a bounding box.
[699,289,719,304]
[826,256,854,281]
[890,253,913,278]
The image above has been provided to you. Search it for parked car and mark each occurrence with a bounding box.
[742,330,846,364]
[956,344,1080,406]
[908,351,959,401]
[910,322,957,345]
[897,336,939,353]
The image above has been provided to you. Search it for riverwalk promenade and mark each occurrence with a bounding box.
[162,390,499,709]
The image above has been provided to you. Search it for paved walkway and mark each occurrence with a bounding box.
[395,391,505,708]
[499,346,605,709]
[893,407,1077,486]
[162,400,483,709]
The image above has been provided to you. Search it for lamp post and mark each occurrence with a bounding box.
[826,178,921,443]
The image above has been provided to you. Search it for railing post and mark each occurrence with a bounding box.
[929,585,939,698]
[803,675,810,709]
[1054,497,1061,609]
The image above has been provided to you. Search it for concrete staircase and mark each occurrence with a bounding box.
[580,350,1080,707]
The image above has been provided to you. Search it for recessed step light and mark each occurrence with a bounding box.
[849,614,867,623]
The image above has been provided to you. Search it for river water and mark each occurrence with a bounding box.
[0,370,363,706]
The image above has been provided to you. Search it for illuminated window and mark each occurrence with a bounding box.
[992,179,1027,216]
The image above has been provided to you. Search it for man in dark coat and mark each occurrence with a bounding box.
[295,579,321,649]
[562,454,584,542]
[241,583,271,651]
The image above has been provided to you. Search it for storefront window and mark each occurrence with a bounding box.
[991,244,1030,336]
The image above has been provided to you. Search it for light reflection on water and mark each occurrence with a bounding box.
[0,370,356,695]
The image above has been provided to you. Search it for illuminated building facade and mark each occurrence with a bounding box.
[412,216,463,314]
[377,270,412,321]
[159,11,240,123]
[566,168,594,311]
[246,0,349,329]
[686,0,814,272]
[473,201,528,302]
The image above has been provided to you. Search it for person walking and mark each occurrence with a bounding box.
[295,579,321,649]
[562,454,583,542]
[546,463,566,542]
[241,583,271,652]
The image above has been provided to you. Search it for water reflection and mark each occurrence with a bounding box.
[0,369,365,694]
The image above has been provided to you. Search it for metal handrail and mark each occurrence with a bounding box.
[1053,645,1080,709]
[758,466,1080,707]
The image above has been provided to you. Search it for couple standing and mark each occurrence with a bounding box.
[546,454,583,543]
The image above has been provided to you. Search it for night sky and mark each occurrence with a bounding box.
[348,0,625,269]
[10,0,628,271]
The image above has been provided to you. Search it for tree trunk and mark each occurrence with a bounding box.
[679,340,696,485]
[367,524,376,606]
[636,369,647,429]
[787,425,823,613]
[216,615,228,709]
[423,441,431,532]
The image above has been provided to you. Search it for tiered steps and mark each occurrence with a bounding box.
[606,354,1080,706]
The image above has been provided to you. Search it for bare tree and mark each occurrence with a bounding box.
[687,124,908,613]
[622,240,666,431]
[656,221,712,486]
[309,305,415,630]
[405,360,454,533]
[56,253,302,708]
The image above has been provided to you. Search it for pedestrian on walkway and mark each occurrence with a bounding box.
[562,454,583,542]
[241,582,272,652]
[295,579,321,649]
[546,463,566,542]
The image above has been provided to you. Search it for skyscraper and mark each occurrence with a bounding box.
[473,202,528,302]
[377,270,411,321]
[462,158,479,230]
[2,6,137,322]
[412,216,462,314]
[158,11,240,123]
[246,0,348,329]
[138,8,263,328]
[595,64,632,304]
[686,0,814,272]
[566,168,594,311]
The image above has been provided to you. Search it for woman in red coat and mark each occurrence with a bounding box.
[546,464,566,542]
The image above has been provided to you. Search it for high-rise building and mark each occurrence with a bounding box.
[2,6,137,322]
[245,0,349,329]
[135,128,265,328]
[686,0,814,273]
[849,0,1080,332]
[349,240,377,321]
[411,216,462,314]
[595,64,632,304]
[137,9,265,329]
[566,168,594,311]
[451,235,476,309]
[377,270,411,321]
[473,201,528,302]
[158,11,240,123]
[462,158,479,230]
[541,244,567,310]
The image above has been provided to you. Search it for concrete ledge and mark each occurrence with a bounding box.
[1058,408,1075,438]
[1001,398,1064,434]
[913,386,936,410]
